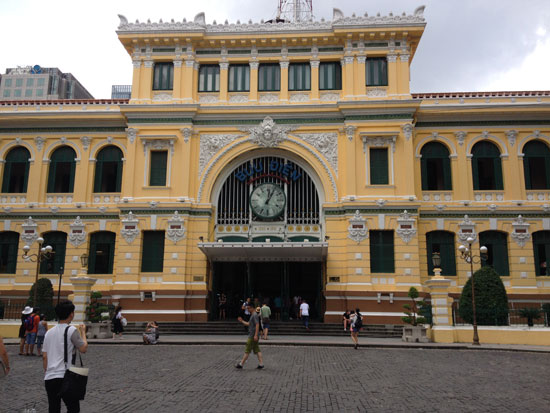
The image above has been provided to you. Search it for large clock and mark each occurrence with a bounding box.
[250,182,286,219]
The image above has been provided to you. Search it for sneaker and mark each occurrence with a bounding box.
[235,363,243,369]
[256,365,264,369]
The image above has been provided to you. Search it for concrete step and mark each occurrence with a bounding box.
[123,322,403,337]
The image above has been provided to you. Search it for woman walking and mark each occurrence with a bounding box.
[350,308,363,350]
[36,314,48,356]
[112,306,125,339]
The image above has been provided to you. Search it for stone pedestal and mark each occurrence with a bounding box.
[425,271,453,326]
[70,276,97,323]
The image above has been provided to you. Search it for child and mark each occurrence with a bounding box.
[36,314,48,356]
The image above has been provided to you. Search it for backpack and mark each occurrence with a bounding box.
[25,315,35,331]
[354,314,363,329]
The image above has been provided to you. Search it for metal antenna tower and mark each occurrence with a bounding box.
[276,0,313,22]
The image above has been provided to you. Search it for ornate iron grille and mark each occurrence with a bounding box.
[217,156,319,225]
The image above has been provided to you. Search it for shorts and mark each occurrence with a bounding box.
[36,335,45,348]
[25,332,37,344]
[262,322,270,329]
[352,327,360,333]
[244,337,261,354]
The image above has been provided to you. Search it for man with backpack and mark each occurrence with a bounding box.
[24,307,41,356]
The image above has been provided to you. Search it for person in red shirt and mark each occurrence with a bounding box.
[24,307,41,356]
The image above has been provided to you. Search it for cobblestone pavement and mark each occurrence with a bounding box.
[1,344,549,412]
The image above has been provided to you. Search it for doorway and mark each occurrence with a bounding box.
[211,261,323,321]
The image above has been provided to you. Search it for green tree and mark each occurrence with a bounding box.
[519,307,542,327]
[27,278,55,320]
[402,287,427,326]
[85,291,110,322]
[459,266,509,326]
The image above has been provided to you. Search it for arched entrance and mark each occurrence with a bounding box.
[199,152,328,321]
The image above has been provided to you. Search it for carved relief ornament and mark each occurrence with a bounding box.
[68,216,87,247]
[166,211,186,244]
[239,116,297,148]
[511,215,530,248]
[458,215,477,243]
[121,212,140,244]
[396,210,417,244]
[21,216,39,245]
[348,210,368,243]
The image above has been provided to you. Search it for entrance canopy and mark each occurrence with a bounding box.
[198,241,328,262]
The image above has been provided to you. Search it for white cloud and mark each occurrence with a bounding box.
[483,35,550,91]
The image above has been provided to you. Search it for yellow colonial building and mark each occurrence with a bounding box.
[1,6,550,324]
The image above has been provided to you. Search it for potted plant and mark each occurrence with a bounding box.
[402,287,429,342]
[85,291,112,338]
[519,307,542,327]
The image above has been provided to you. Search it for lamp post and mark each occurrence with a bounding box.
[80,253,89,275]
[432,251,442,277]
[457,237,488,346]
[22,237,53,307]
[56,266,64,306]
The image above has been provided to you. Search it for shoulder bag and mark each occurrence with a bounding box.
[59,326,88,401]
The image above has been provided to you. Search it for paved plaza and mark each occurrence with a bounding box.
[1,343,549,412]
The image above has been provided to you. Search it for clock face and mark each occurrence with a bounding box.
[250,183,286,219]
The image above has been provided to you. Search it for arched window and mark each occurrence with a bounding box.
[471,141,503,190]
[0,231,19,273]
[40,231,67,274]
[479,231,509,276]
[88,231,116,274]
[523,140,550,190]
[532,231,550,276]
[47,146,76,193]
[94,146,123,193]
[426,231,456,275]
[420,142,452,190]
[2,146,30,193]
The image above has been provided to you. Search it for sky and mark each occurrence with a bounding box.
[1,0,550,99]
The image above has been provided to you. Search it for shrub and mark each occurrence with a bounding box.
[27,278,55,320]
[402,287,427,326]
[458,266,509,326]
[85,291,110,322]
[519,307,542,327]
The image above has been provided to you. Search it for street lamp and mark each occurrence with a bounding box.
[457,237,488,346]
[22,237,53,307]
[432,251,441,276]
[80,253,89,275]
[56,266,64,306]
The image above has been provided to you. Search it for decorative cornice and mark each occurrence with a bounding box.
[116,9,425,34]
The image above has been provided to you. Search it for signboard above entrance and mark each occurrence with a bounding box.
[235,159,302,183]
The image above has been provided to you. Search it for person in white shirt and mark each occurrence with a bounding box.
[299,299,310,330]
[43,300,88,413]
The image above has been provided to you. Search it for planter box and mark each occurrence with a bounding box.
[402,325,429,343]
[86,321,112,339]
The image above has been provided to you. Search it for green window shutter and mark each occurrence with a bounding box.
[94,146,123,192]
[229,65,250,92]
[258,64,280,91]
[480,231,509,276]
[149,151,167,186]
[2,147,30,193]
[370,148,388,185]
[47,160,56,193]
[153,63,174,90]
[472,157,480,190]
[141,231,165,272]
[93,160,103,192]
[370,230,394,273]
[426,231,456,276]
[420,157,429,190]
[319,62,341,90]
[0,232,19,273]
[494,156,503,190]
[89,231,116,274]
[48,146,76,193]
[40,232,67,274]
[443,158,452,190]
[523,156,532,190]
[532,231,550,276]
[366,58,388,86]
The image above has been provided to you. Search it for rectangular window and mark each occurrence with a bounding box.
[149,151,167,186]
[289,63,311,91]
[25,89,33,98]
[15,79,22,87]
[4,79,12,87]
[37,78,45,87]
[153,63,174,90]
[198,65,220,92]
[258,64,280,91]
[36,89,43,97]
[141,231,165,272]
[370,148,389,185]
[3,90,10,98]
[26,78,34,87]
[14,89,21,97]
[228,64,250,92]
[319,62,342,90]
[370,230,395,273]
[366,58,388,86]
